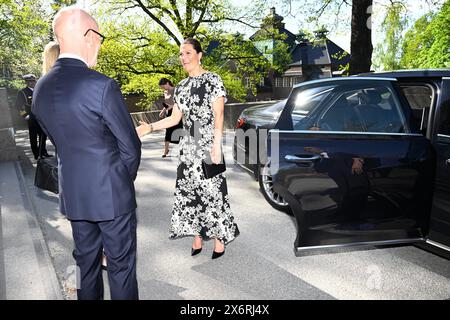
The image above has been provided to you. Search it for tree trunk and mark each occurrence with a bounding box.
[349,0,373,75]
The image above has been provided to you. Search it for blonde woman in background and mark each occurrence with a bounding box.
[42,41,60,75]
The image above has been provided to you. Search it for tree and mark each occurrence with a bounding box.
[400,0,450,68]
[399,14,433,69]
[348,0,373,74]
[96,0,273,107]
[96,17,265,108]
[373,1,408,71]
[0,0,78,88]
[202,32,272,98]
[281,0,446,73]
[102,0,260,45]
[96,19,183,108]
[291,0,373,75]
[0,0,48,88]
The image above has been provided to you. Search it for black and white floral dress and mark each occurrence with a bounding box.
[170,72,239,244]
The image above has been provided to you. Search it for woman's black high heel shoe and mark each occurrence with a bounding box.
[191,234,203,256]
[191,247,202,256]
[212,238,225,259]
[212,250,225,259]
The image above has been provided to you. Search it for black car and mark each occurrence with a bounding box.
[233,99,290,212]
[234,69,450,256]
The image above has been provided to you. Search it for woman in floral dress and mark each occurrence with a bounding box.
[137,38,239,259]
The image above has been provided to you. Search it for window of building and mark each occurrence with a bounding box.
[259,77,265,87]
[244,77,251,89]
[274,77,282,87]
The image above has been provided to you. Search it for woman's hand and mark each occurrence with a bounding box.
[136,121,152,138]
[210,144,222,164]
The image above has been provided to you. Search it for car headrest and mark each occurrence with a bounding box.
[360,90,382,105]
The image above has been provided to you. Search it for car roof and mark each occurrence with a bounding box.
[357,69,450,78]
[292,76,397,89]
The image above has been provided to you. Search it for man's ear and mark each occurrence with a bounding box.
[85,32,93,47]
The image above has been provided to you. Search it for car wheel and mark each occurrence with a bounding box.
[258,164,292,214]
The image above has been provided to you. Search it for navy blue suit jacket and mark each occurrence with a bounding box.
[32,58,141,221]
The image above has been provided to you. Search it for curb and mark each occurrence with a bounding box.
[14,161,64,300]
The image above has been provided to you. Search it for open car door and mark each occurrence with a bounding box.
[427,77,450,250]
[267,78,436,255]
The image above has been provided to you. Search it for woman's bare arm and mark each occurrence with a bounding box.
[210,96,225,164]
[136,104,182,138]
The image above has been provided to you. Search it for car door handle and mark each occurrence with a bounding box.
[285,154,321,163]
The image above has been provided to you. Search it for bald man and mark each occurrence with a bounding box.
[32,7,141,300]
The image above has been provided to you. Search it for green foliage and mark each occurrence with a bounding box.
[96,19,183,110]
[331,50,350,73]
[373,2,408,71]
[96,0,277,108]
[270,41,292,74]
[296,28,314,42]
[0,0,49,88]
[51,0,77,12]
[101,0,234,44]
[96,19,263,108]
[201,32,270,99]
[251,24,291,72]
[400,1,450,68]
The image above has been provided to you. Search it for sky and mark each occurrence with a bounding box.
[75,0,443,53]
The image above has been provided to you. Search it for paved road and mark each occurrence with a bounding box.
[13,129,450,300]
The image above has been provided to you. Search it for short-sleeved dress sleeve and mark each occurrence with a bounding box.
[173,85,180,106]
[210,74,227,104]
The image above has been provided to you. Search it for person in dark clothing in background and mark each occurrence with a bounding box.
[15,74,51,160]
[157,78,183,157]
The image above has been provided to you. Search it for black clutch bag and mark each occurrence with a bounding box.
[202,153,226,179]
[34,156,59,194]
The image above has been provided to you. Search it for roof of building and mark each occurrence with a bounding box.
[288,39,350,68]
[249,7,296,47]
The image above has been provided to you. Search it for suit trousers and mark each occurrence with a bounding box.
[70,210,138,300]
[28,118,47,159]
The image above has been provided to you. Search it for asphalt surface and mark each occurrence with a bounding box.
[9,129,450,300]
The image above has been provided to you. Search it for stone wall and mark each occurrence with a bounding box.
[130,100,279,129]
[6,88,27,130]
[0,87,18,161]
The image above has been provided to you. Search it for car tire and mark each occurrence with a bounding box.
[258,164,292,215]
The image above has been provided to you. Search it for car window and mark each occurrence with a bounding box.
[290,85,336,128]
[400,85,433,134]
[439,104,450,136]
[292,83,407,133]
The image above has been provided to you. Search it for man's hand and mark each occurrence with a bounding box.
[351,158,364,175]
[136,121,151,138]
